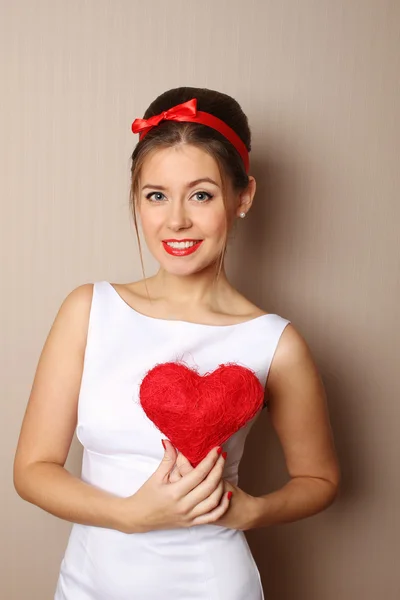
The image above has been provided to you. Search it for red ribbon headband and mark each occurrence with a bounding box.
[131,98,249,173]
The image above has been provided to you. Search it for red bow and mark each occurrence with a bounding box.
[131,97,250,172]
[131,98,197,135]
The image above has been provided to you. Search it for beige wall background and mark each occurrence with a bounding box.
[1,0,399,598]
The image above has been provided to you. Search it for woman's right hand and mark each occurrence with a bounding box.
[118,441,231,533]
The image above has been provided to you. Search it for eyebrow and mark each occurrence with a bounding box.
[141,177,220,191]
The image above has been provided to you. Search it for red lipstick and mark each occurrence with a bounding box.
[162,239,203,257]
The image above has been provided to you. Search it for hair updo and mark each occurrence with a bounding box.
[129,86,252,280]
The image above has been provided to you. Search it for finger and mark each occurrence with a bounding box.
[155,439,178,482]
[175,452,193,477]
[192,491,232,526]
[175,446,223,496]
[189,480,225,519]
[183,453,226,507]
[168,463,183,483]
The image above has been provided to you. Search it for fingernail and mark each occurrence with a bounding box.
[227,491,233,500]
[161,439,167,450]
[222,451,227,460]
[216,447,223,455]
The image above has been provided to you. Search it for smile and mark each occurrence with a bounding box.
[162,239,203,256]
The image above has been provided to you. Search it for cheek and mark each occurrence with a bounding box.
[137,208,163,237]
[207,210,229,237]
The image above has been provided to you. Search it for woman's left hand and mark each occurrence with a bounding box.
[168,449,260,531]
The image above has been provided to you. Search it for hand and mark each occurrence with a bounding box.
[170,450,259,531]
[118,441,232,534]
[213,481,259,531]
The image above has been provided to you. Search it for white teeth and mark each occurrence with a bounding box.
[166,241,199,249]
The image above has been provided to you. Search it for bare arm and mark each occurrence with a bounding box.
[249,323,341,528]
[13,284,126,531]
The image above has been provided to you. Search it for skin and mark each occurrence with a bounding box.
[13,143,340,535]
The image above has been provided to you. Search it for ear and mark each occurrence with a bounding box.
[236,176,256,218]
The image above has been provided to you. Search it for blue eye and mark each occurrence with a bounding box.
[193,191,213,202]
[145,191,213,202]
[146,192,165,202]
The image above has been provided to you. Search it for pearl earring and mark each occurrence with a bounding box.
[239,212,246,218]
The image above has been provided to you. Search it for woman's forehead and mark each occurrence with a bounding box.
[140,145,222,182]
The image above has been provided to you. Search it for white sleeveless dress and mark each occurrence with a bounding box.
[54,281,291,600]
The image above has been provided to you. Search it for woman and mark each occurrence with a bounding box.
[14,86,340,599]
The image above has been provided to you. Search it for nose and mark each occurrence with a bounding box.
[166,200,192,231]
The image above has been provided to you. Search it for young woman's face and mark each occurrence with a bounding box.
[137,144,236,277]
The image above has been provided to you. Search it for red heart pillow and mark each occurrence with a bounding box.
[139,361,265,466]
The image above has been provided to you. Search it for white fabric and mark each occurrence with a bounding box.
[55,281,290,599]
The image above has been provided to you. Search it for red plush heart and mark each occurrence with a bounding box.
[139,361,265,466]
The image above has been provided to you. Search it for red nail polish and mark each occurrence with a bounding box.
[227,491,233,500]
[161,439,167,450]
[222,451,227,460]
[217,447,223,455]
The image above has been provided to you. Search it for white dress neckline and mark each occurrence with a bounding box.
[105,281,275,329]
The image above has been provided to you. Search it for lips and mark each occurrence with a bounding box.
[162,240,203,257]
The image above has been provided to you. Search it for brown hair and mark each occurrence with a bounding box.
[129,86,252,287]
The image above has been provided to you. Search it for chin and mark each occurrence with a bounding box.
[155,253,217,277]
[159,261,205,277]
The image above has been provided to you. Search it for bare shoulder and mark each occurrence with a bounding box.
[267,323,314,383]
[59,282,94,313]
[266,323,323,404]
[51,283,94,339]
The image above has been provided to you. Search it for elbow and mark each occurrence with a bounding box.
[13,459,36,502]
[323,458,341,498]
[310,466,341,512]
[323,469,342,508]
[331,465,342,499]
[13,463,28,500]
[326,480,341,507]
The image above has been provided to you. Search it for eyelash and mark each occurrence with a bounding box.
[145,191,214,203]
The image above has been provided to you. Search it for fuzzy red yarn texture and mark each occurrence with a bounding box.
[139,361,265,466]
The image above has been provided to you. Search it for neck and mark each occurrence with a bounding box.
[147,263,232,307]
